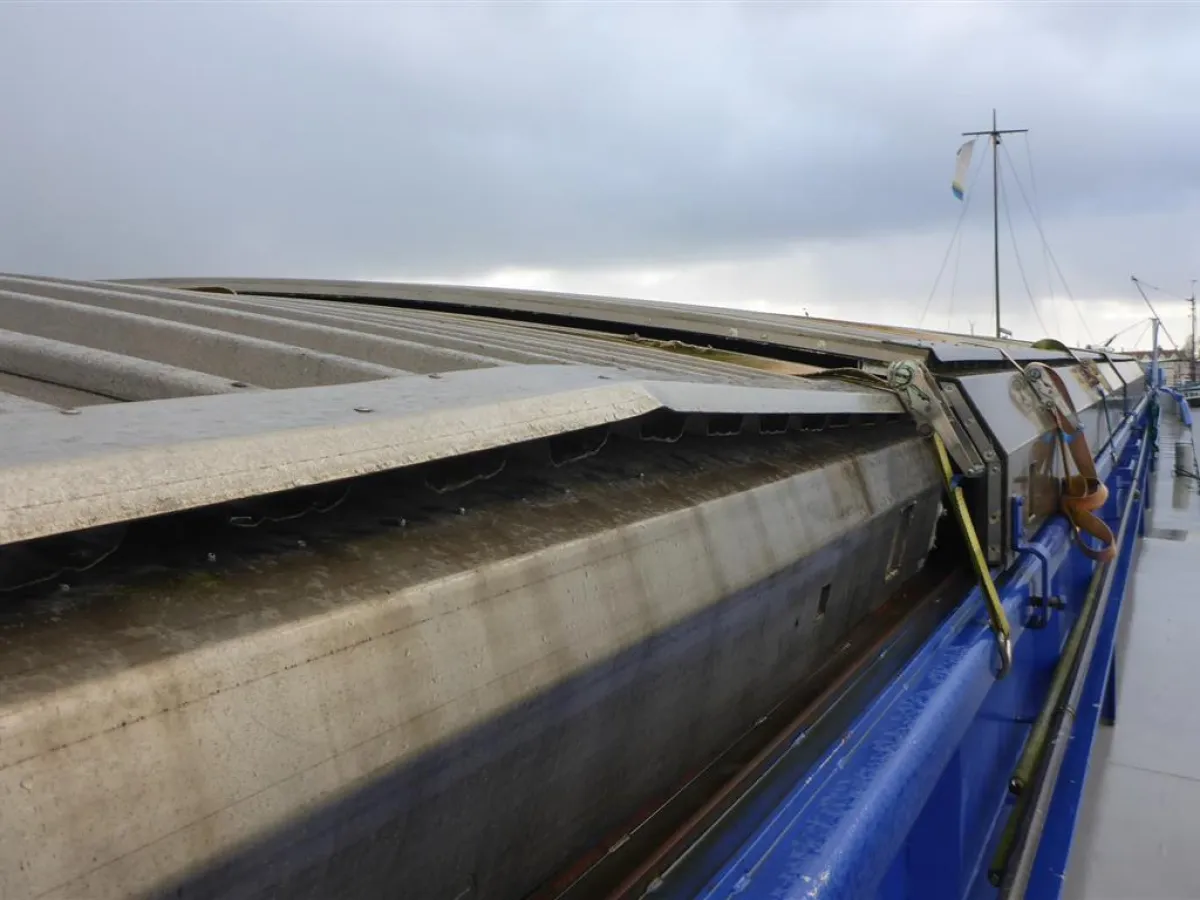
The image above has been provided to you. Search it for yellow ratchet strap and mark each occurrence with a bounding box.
[932,431,1013,677]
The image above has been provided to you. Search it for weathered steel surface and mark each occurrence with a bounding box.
[0,328,249,401]
[0,273,916,548]
[948,362,1147,548]
[2,272,1145,900]
[133,276,1109,367]
[0,364,903,545]
[0,426,939,900]
[0,274,812,414]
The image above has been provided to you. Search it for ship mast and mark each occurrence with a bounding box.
[963,110,1027,339]
[1190,280,1197,382]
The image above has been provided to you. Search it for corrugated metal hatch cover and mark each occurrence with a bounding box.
[0,274,913,544]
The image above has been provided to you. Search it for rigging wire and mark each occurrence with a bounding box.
[1132,277,1189,303]
[1131,318,1152,351]
[920,142,987,328]
[1131,277,1193,356]
[1021,134,1062,338]
[1102,316,1152,349]
[1131,276,1180,348]
[1000,141,1094,344]
[999,156,1050,337]
[947,217,967,331]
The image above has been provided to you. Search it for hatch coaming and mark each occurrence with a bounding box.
[0,420,939,900]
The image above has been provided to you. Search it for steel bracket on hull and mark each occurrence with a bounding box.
[1010,494,1061,629]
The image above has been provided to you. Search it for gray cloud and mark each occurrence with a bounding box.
[1,0,1198,310]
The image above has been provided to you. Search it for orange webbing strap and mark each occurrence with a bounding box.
[1025,362,1117,562]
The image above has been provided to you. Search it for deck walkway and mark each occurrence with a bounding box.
[1066,406,1200,899]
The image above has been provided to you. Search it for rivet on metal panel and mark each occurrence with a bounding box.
[988,544,1000,555]
[354,407,373,414]
[990,465,1000,474]
[983,449,996,460]
[989,511,1001,524]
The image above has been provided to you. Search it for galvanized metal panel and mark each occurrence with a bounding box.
[1095,361,1121,392]
[128,276,939,365]
[0,372,106,411]
[0,365,904,546]
[106,280,808,381]
[0,431,939,900]
[1112,359,1148,408]
[948,365,1144,544]
[0,274,817,416]
[0,390,57,415]
[0,283,404,390]
[647,394,1151,900]
[0,270,1153,900]
[0,328,250,401]
[952,370,1052,458]
[133,278,1135,370]
[927,343,1103,366]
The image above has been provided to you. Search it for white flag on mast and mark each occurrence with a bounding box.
[951,139,976,200]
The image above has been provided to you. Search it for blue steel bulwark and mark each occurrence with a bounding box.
[655,399,1151,900]
[1061,400,1200,899]
[1016,423,1147,900]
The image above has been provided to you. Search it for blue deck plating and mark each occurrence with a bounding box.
[655,397,1154,900]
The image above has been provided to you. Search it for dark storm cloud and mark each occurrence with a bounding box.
[1,1,1198,279]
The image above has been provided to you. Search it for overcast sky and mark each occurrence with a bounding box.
[2,1,1198,349]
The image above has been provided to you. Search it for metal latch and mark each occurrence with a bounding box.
[887,360,986,477]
